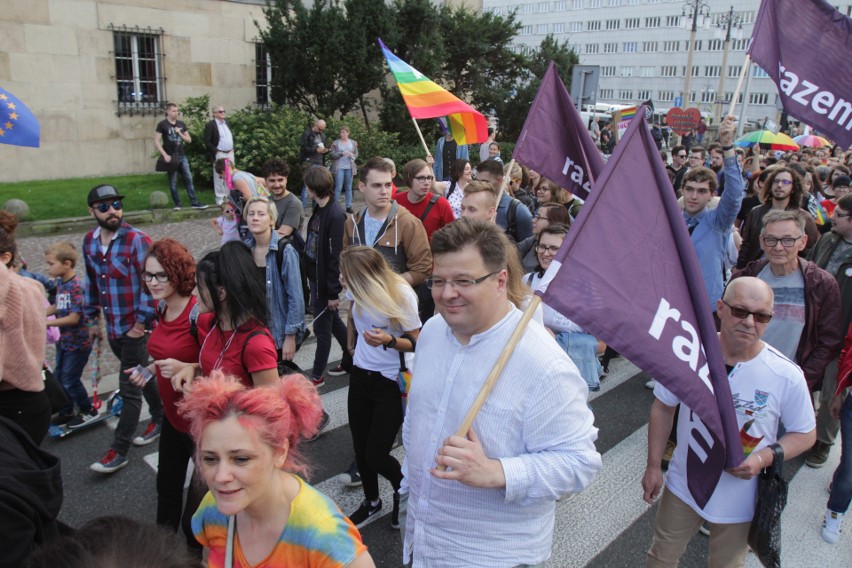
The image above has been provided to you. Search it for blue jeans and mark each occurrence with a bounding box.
[334,168,353,210]
[554,332,602,391]
[55,345,93,415]
[828,393,852,513]
[108,333,163,456]
[167,155,200,207]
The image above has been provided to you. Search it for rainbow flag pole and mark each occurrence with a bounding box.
[378,38,488,156]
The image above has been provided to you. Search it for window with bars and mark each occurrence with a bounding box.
[704,66,720,77]
[619,89,633,99]
[665,15,681,27]
[663,40,679,52]
[601,65,616,76]
[661,66,678,77]
[659,90,675,102]
[643,41,658,52]
[603,42,618,53]
[625,18,640,29]
[749,93,769,105]
[606,19,621,30]
[112,27,164,115]
[586,43,599,53]
[255,43,274,107]
[645,17,660,27]
[623,42,637,52]
[588,20,602,31]
[600,88,614,99]
[637,90,651,100]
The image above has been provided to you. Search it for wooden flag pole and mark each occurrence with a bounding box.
[436,294,541,471]
[411,117,433,158]
[493,158,516,217]
[727,54,751,118]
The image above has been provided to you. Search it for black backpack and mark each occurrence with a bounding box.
[156,300,200,343]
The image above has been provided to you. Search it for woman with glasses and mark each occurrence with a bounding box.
[518,203,571,272]
[525,224,602,391]
[505,162,535,214]
[339,246,420,530]
[823,175,852,217]
[128,238,205,553]
[243,196,306,373]
[435,159,472,218]
[533,178,568,214]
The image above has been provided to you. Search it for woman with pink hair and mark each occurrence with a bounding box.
[182,371,375,568]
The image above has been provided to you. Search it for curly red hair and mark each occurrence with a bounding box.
[144,238,196,296]
[178,371,323,476]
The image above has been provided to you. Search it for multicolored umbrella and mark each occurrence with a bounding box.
[734,130,800,151]
[793,134,831,148]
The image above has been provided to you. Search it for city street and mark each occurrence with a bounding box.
[19,218,849,566]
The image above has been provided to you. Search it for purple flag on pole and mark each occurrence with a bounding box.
[537,109,744,508]
[748,0,852,147]
[512,62,604,199]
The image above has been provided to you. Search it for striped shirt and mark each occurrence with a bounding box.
[83,222,155,339]
[402,305,602,567]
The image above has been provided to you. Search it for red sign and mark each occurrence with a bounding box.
[666,108,701,136]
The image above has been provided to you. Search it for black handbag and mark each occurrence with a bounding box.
[748,443,786,568]
[42,363,70,413]
[155,152,180,173]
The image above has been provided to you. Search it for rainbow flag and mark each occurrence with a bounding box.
[378,38,488,145]
[619,106,638,121]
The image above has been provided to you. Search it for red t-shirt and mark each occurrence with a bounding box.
[148,297,201,433]
[395,191,456,240]
[197,313,278,387]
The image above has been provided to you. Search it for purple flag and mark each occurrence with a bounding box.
[748,0,852,147]
[512,62,604,199]
[537,109,744,508]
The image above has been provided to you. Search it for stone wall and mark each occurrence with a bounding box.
[0,0,268,182]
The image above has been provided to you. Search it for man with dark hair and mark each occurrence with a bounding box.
[402,218,601,567]
[688,145,707,170]
[262,158,302,237]
[804,192,852,467]
[202,105,234,206]
[154,103,207,211]
[734,209,842,394]
[667,144,688,195]
[475,159,533,242]
[434,132,469,182]
[343,157,432,286]
[299,119,329,208]
[303,166,347,387]
[83,185,162,473]
[737,166,822,268]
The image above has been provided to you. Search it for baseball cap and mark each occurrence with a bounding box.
[833,175,851,188]
[87,184,125,206]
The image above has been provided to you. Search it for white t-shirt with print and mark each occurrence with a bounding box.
[654,342,814,523]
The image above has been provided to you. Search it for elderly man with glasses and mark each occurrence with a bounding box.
[203,105,234,206]
[734,209,842,394]
[83,185,163,474]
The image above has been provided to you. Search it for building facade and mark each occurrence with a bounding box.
[486,0,852,126]
[1,0,271,182]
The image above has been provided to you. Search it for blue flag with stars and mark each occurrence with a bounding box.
[0,86,40,148]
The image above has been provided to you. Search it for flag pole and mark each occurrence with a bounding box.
[727,54,751,118]
[436,294,541,471]
[494,158,516,212]
[411,117,433,158]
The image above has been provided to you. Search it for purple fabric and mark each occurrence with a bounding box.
[512,62,604,199]
[748,0,852,147]
[537,109,744,508]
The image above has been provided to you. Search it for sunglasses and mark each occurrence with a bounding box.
[94,200,123,213]
[722,300,773,323]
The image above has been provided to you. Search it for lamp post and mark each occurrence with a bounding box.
[681,0,711,109]
[713,6,743,124]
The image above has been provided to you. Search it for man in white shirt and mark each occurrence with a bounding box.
[203,105,234,205]
[642,276,816,567]
[402,218,601,567]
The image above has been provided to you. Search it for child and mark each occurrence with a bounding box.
[210,202,240,244]
[45,242,96,428]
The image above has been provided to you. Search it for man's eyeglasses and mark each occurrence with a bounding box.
[426,270,500,289]
[142,271,169,283]
[773,179,793,186]
[215,110,226,114]
[761,235,802,248]
[835,211,851,219]
[533,214,548,221]
[413,175,434,183]
[677,154,687,158]
[94,200,123,213]
[535,244,561,254]
[722,300,773,323]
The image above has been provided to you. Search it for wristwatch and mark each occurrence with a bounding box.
[383,336,398,350]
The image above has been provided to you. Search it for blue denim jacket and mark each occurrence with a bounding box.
[245,232,305,348]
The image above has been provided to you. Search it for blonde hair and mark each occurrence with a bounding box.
[340,246,413,329]
[45,241,78,267]
[244,196,277,231]
[505,240,531,309]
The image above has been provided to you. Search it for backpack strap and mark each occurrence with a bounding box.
[507,198,521,242]
[242,328,275,370]
[419,194,440,222]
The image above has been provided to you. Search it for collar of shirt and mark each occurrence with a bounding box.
[444,302,516,347]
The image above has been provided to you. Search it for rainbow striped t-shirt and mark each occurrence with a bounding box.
[192,476,367,567]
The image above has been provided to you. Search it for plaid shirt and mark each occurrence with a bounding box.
[83,222,156,339]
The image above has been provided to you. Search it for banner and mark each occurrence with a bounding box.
[512,62,604,199]
[537,108,744,508]
[748,0,852,147]
[0,86,40,148]
[378,38,487,146]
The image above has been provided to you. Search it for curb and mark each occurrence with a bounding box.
[16,207,221,237]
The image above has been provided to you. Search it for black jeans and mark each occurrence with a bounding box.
[310,288,347,380]
[348,366,404,502]
[156,417,205,552]
[0,388,51,445]
[108,333,163,456]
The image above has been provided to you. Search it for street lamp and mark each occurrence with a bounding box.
[681,0,711,109]
[713,6,744,125]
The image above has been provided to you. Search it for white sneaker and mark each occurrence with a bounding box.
[822,510,843,544]
[645,379,657,390]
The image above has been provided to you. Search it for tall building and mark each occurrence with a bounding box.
[484,0,852,126]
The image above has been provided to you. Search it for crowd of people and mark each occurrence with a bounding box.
[2,102,852,567]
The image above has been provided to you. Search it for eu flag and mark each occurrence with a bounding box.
[0,86,40,148]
